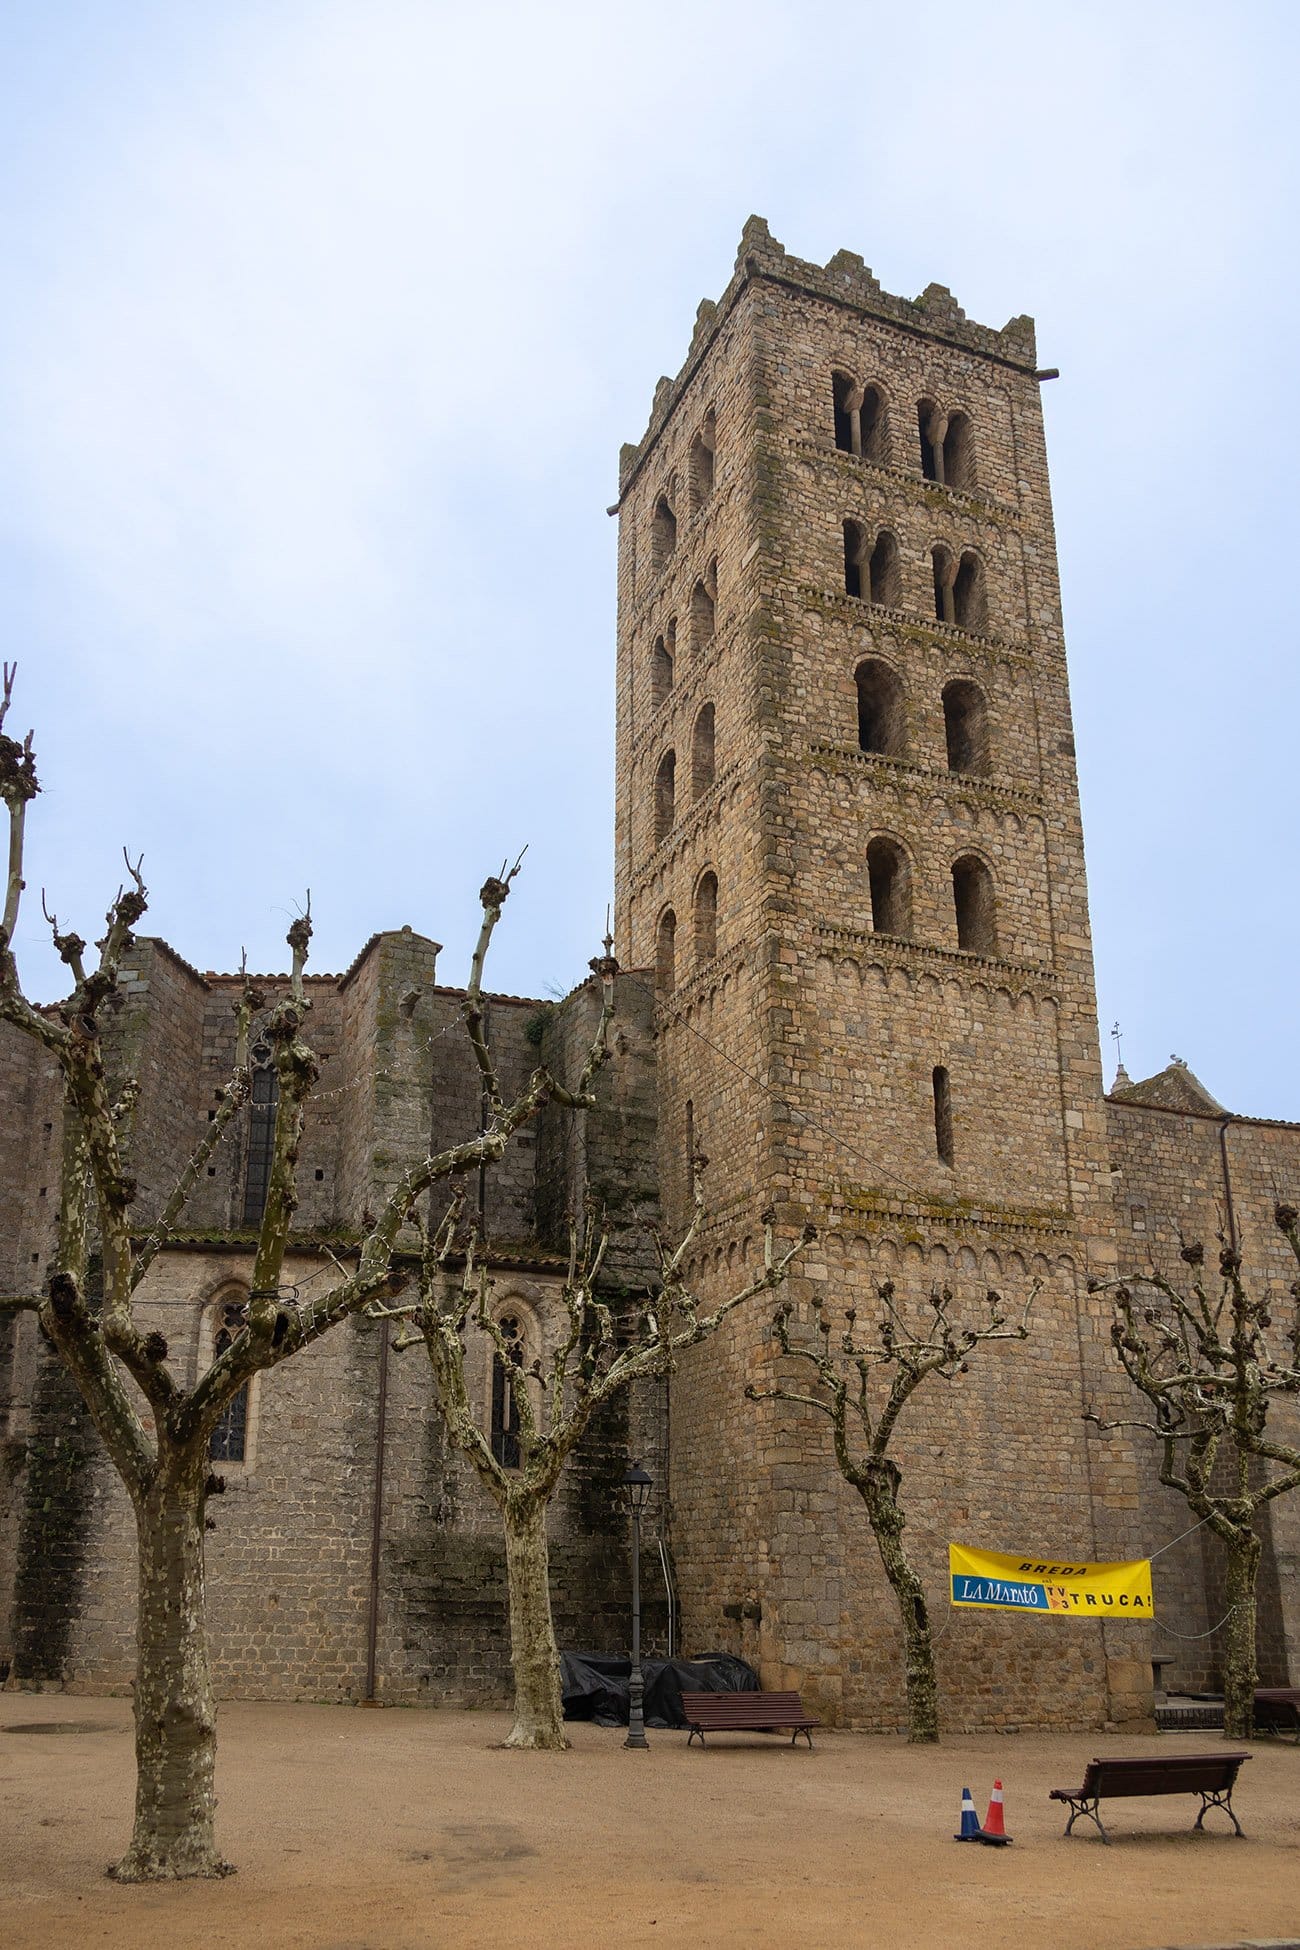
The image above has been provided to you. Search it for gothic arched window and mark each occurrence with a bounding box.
[490,1315,524,1469]
[209,1295,250,1464]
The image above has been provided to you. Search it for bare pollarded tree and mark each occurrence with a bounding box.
[746,1277,1035,1743]
[370,1180,814,1750]
[1086,1209,1300,1739]
[0,668,614,1880]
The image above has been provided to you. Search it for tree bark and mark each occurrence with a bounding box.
[112,1453,230,1880]
[1220,1530,1261,1742]
[501,1493,568,1751]
[860,1482,938,1743]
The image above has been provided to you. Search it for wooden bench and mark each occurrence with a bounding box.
[1049,1753,1251,1843]
[679,1688,820,1749]
[1254,1688,1300,1742]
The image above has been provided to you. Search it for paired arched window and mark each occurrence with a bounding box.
[655,909,677,994]
[690,410,716,508]
[209,1293,250,1463]
[693,871,718,963]
[932,547,986,632]
[653,750,676,845]
[952,854,998,954]
[651,623,675,708]
[651,492,677,568]
[932,1066,955,1166]
[856,659,906,757]
[692,563,716,650]
[943,412,975,492]
[918,399,976,489]
[942,680,989,776]
[867,837,912,939]
[490,1314,524,1468]
[844,524,899,606]
[832,373,889,462]
[691,703,715,799]
[243,1053,278,1227]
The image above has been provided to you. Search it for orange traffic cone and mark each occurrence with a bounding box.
[978,1779,1012,1846]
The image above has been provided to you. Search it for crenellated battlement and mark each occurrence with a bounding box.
[619,215,1038,491]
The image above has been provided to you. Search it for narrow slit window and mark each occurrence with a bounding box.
[653,750,676,845]
[691,703,716,799]
[932,1066,954,1167]
[655,909,677,994]
[693,871,718,963]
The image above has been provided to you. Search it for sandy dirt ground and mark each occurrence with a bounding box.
[1,1695,1298,1950]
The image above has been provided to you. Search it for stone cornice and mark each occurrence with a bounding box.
[783,437,1024,527]
[804,741,1044,814]
[813,924,1058,999]
[630,759,744,898]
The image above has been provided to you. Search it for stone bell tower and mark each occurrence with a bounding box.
[612,220,1148,1730]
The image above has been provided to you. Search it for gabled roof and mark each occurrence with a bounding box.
[1110,1059,1228,1116]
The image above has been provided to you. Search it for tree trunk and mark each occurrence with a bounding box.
[861,1483,938,1743]
[1220,1529,1261,1742]
[501,1492,568,1751]
[111,1454,230,1880]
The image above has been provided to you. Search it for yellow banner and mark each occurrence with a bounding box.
[949,1544,1154,1618]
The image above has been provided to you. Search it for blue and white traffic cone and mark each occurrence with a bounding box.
[954,1786,983,1841]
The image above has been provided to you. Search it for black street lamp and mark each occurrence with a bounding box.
[621,1460,653,1750]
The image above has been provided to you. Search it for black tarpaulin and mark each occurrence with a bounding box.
[560,1651,759,1728]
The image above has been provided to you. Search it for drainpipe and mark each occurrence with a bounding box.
[1218,1116,1239,1255]
[362,1320,391,1704]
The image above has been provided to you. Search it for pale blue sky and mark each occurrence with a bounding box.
[2,1,1296,1114]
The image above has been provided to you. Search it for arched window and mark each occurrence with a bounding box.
[860,384,888,464]
[952,854,998,954]
[651,625,675,708]
[490,1314,524,1468]
[691,703,716,799]
[868,530,901,607]
[943,411,974,492]
[953,552,987,633]
[243,1053,278,1227]
[932,544,956,625]
[856,659,906,757]
[867,837,911,938]
[209,1294,250,1463]
[833,375,889,462]
[692,564,716,650]
[832,371,857,453]
[651,492,677,567]
[942,680,989,776]
[693,871,718,963]
[843,519,867,598]
[918,398,943,481]
[690,411,716,507]
[932,1066,954,1167]
[655,909,677,994]
[653,750,676,845]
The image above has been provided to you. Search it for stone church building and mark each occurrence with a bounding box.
[2,220,1296,1728]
